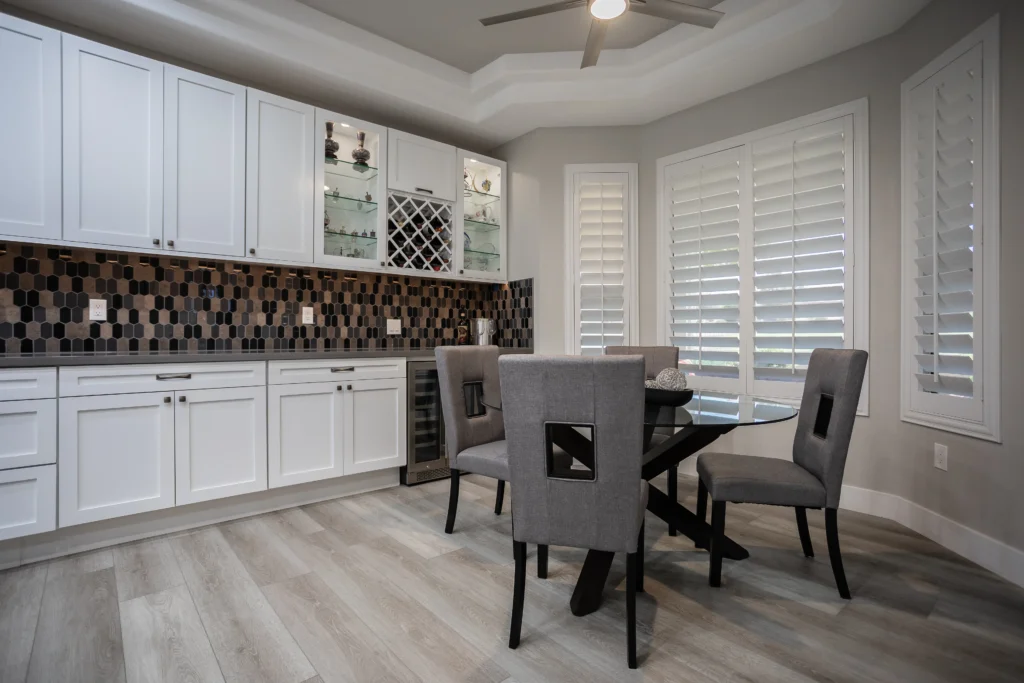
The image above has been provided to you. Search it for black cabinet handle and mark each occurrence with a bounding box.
[414,187,434,195]
[347,384,353,390]
[164,396,171,404]
[167,240,175,248]
[153,239,160,246]
[157,373,192,381]
[337,385,344,391]
[179,396,186,402]
[249,248,256,255]
[330,367,355,373]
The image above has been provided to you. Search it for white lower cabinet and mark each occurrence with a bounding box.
[59,392,176,527]
[0,399,56,470]
[269,383,345,488]
[344,378,406,475]
[0,465,57,541]
[175,386,268,505]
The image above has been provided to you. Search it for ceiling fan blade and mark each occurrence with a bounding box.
[581,18,609,69]
[628,0,723,28]
[480,0,588,26]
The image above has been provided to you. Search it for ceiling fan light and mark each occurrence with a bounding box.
[590,0,627,20]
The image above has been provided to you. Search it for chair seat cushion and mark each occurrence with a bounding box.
[456,440,510,480]
[696,452,826,508]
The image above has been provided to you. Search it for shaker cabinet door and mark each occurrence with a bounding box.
[175,386,268,505]
[343,377,407,474]
[0,465,56,542]
[269,383,345,488]
[59,393,175,527]
[0,14,61,241]
[387,130,457,202]
[0,398,56,471]
[164,66,246,257]
[245,89,315,263]
[62,35,164,249]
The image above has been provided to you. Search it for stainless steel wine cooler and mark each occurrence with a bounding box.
[400,360,450,485]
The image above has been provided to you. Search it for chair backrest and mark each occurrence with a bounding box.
[435,347,505,463]
[605,346,679,380]
[793,349,868,509]
[499,354,645,553]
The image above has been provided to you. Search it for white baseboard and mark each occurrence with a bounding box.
[0,468,398,571]
[841,485,1024,589]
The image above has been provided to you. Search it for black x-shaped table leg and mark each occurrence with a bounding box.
[551,423,750,617]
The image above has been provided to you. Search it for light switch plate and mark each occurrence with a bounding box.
[302,307,314,325]
[387,318,401,335]
[934,443,948,471]
[89,299,106,321]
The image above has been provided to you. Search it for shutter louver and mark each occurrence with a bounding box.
[751,118,852,382]
[908,45,982,399]
[576,174,628,355]
[666,148,742,379]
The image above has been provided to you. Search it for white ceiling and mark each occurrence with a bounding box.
[3,0,931,149]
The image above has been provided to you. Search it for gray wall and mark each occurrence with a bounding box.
[494,0,1024,552]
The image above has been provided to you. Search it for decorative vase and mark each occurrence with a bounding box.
[325,122,339,160]
[352,131,371,169]
[481,179,492,193]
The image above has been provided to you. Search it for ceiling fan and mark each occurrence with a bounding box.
[479,0,724,69]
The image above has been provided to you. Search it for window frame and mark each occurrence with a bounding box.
[656,100,870,413]
[564,163,639,355]
[899,16,1000,442]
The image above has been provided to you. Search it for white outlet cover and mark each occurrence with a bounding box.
[387,318,401,335]
[934,443,948,471]
[302,307,315,324]
[89,299,106,321]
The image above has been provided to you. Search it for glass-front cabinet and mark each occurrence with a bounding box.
[456,151,506,281]
[314,110,387,269]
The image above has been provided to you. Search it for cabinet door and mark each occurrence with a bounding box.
[59,393,175,527]
[387,130,457,202]
[0,398,56,471]
[269,383,344,488]
[62,35,163,249]
[164,66,246,256]
[245,89,315,263]
[457,151,506,282]
[0,14,61,241]
[175,386,267,505]
[0,465,56,541]
[343,377,406,474]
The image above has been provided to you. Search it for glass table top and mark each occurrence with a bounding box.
[645,390,798,427]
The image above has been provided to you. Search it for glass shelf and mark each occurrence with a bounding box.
[465,247,500,259]
[323,231,378,245]
[463,218,501,233]
[325,157,379,181]
[325,193,378,214]
[464,188,501,206]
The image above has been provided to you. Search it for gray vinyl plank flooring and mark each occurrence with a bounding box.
[3,474,1023,683]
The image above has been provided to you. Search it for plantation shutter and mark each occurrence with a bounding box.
[907,45,983,405]
[574,172,630,355]
[750,118,854,387]
[665,148,743,383]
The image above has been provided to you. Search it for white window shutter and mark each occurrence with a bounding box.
[665,148,743,386]
[750,117,854,391]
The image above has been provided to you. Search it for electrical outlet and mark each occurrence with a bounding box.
[934,443,948,471]
[89,299,106,321]
[302,307,314,325]
[387,318,401,335]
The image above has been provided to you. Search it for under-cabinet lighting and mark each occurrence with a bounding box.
[339,123,351,128]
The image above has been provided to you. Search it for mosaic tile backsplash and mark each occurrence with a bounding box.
[0,243,533,354]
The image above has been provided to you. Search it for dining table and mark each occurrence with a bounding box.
[548,390,799,617]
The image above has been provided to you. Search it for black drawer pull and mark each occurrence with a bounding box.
[157,373,192,381]
[330,367,356,373]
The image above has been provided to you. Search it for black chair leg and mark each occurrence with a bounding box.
[709,500,726,587]
[509,540,527,648]
[444,469,460,534]
[537,544,548,579]
[636,523,645,593]
[626,551,638,669]
[667,465,678,536]
[795,507,814,558]
[826,508,851,599]
[696,478,708,549]
[494,480,505,515]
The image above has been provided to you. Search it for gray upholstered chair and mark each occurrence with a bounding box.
[500,354,648,669]
[605,345,681,535]
[696,349,868,599]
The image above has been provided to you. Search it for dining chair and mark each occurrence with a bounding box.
[605,345,681,535]
[500,354,648,669]
[695,348,868,599]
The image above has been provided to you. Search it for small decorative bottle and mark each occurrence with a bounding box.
[457,309,470,346]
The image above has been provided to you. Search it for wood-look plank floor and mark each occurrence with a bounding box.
[3,473,1024,683]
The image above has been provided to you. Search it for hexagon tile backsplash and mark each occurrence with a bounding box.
[0,242,532,355]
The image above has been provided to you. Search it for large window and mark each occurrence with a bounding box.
[657,102,869,407]
[900,17,1000,442]
[565,164,638,355]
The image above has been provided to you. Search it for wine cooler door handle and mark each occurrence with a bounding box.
[414,187,434,195]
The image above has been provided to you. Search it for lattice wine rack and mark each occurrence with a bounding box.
[386,192,454,274]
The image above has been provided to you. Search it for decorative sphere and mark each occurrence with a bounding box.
[655,368,687,391]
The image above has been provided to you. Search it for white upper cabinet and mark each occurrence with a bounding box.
[388,129,457,202]
[0,14,61,241]
[164,66,246,257]
[246,89,315,263]
[457,151,506,281]
[62,35,164,249]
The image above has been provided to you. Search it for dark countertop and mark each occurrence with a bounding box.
[0,347,532,368]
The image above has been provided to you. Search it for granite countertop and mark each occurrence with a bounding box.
[0,347,532,368]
